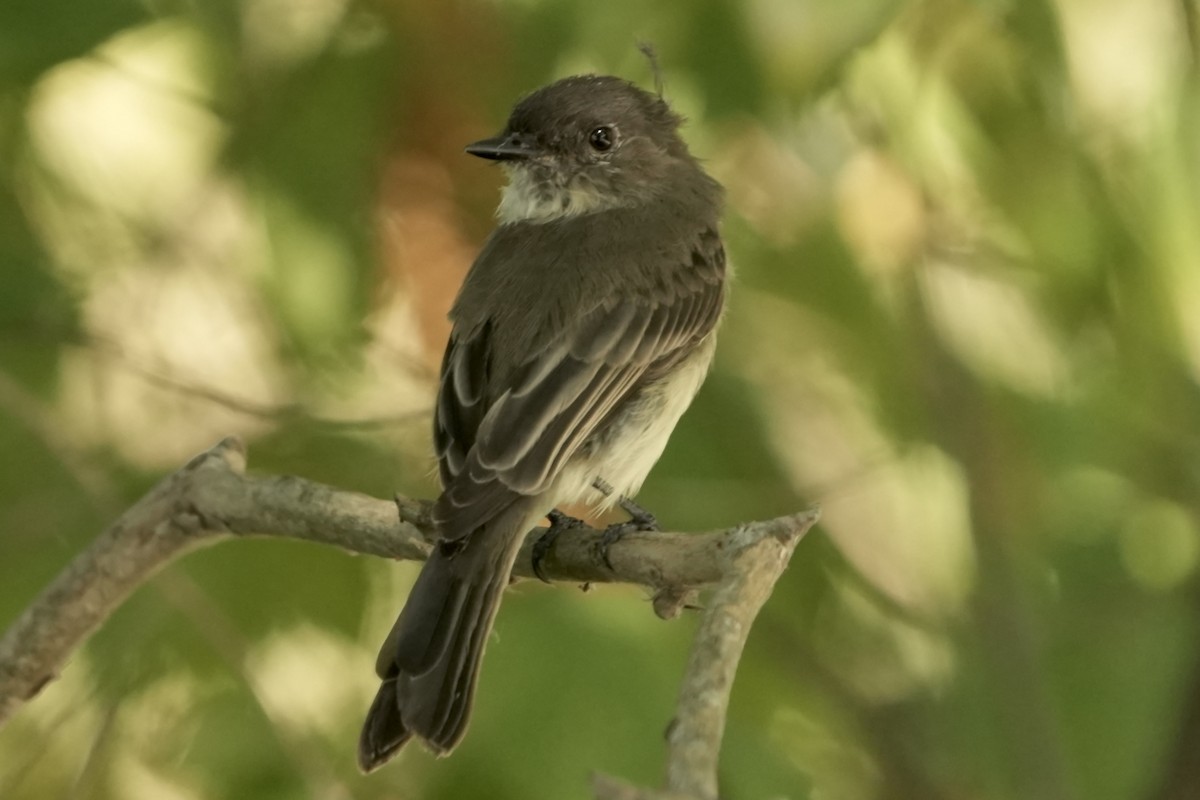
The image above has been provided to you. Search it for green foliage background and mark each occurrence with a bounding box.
[2,1,1200,798]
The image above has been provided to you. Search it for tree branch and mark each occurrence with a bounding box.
[593,510,817,800]
[0,436,818,797]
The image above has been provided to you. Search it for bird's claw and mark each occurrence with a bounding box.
[617,496,660,532]
[532,509,585,583]
[597,511,659,571]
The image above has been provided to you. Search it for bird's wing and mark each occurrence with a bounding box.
[433,232,725,539]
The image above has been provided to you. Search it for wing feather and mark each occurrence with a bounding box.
[433,231,725,540]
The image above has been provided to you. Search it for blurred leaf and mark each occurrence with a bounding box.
[230,32,401,366]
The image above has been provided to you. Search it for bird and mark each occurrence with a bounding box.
[359,73,727,772]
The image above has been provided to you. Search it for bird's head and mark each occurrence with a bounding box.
[466,75,695,223]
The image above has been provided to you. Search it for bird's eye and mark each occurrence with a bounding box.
[588,126,615,152]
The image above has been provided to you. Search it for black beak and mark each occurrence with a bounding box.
[465,132,540,161]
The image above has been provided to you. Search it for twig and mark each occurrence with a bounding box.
[665,513,816,796]
[593,512,819,800]
[0,437,818,796]
[87,335,432,430]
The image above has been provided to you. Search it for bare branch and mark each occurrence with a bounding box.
[0,436,818,798]
[593,512,818,800]
[87,335,433,430]
[664,513,816,796]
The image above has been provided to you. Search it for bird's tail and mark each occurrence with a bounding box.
[358,501,536,772]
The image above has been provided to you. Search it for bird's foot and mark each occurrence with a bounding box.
[532,509,586,583]
[616,495,659,532]
[597,500,660,571]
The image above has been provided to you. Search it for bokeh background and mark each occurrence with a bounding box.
[2,0,1200,798]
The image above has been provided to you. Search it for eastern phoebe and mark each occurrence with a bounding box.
[359,74,727,772]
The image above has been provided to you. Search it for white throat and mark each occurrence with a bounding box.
[496,166,626,224]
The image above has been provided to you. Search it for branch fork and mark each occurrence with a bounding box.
[0,437,818,799]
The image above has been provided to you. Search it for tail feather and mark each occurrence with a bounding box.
[358,502,535,772]
[359,680,411,769]
[431,566,508,744]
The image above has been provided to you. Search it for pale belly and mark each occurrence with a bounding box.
[547,334,717,510]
